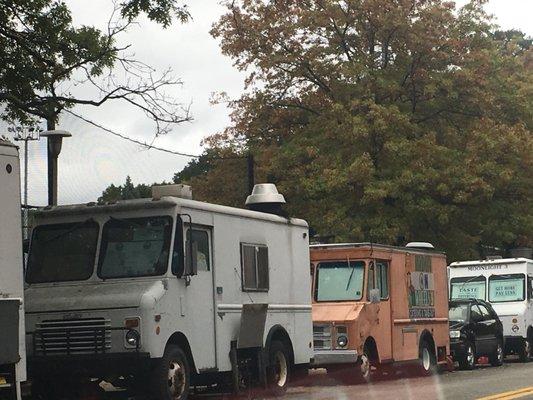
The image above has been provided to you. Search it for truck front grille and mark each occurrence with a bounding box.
[313,324,332,350]
[34,317,111,356]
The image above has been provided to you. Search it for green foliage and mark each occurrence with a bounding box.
[98,176,154,203]
[121,0,190,27]
[0,0,190,129]
[201,0,533,261]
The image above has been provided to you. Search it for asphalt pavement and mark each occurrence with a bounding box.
[265,360,533,400]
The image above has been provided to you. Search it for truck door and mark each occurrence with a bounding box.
[369,261,392,361]
[184,226,217,370]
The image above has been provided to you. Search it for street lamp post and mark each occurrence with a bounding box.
[40,130,72,206]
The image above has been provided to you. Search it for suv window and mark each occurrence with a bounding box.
[477,304,493,320]
[470,304,483,322]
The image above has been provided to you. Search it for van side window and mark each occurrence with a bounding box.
[470,305,482,322]
[185,229,211,271]
[241,243,269,292]
[376,261,389,299]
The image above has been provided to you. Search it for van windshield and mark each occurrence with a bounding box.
[98,216,172,279]
[450,276,486,300]
[315,261,365,302]
[448,303,469,322]
[26,220,99,283]
[488,274,525,303]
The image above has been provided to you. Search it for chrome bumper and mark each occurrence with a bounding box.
[312,349,359,366]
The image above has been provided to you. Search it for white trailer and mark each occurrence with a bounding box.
[449,258,533,360]
[0,139,26,400]
[24,184,312,399]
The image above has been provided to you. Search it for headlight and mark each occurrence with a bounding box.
[125,329,140,347]
[450,330,461,339]
[337,335,348,348]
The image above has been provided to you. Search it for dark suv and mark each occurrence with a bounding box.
[449,299,504,370]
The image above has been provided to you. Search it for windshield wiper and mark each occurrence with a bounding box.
[42,218,95,244]
[345,258,356,291]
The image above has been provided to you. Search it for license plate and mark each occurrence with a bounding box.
[0,377,7,385]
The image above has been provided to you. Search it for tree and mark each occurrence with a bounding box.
[98,175,154,203]
[201,0,533,260]
[0,0,191,132]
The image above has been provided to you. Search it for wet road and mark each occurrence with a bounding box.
[188,359,533,400]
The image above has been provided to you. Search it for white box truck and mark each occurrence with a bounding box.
[24,184,313,399]
[0,139,26,400]
[449,258,533,360]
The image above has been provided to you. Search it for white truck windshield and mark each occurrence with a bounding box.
[26,220,99,283]
[488,274,525,303]
[315,261,365,301]
[450,276,486,300]
[98,216,172,278]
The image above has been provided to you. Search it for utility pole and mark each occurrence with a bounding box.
[10,126,40,238]
[247,152,255,195]
[41,129,72,206]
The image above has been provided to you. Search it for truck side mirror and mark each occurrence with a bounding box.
[369,288,381,304]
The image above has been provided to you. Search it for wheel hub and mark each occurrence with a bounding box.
[273,351,288,387]
[422,348,431,370]
[467,346,475,366]
[168,361,185,399]
[360,354,370,378]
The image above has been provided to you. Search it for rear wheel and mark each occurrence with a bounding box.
[458,342,476,370]
[266,340,291,395]
[518,337,532,362]
[490,340,504,367]
[151,345,190,400]
[419,340,437,375]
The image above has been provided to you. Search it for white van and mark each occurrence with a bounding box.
[449,258,533,360]
[0,139,27,400]
[24,184,312,399]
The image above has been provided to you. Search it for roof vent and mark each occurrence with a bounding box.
[245,183,286,216]
[152,184,192,200]
[406,242,435,250]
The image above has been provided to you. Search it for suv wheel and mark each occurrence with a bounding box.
[490,340,504,367]
[459,342,476,370]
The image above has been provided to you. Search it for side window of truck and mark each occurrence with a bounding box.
[368,261,389,300]
[240,243,269,292]
[376,261,389,299]
[185,228,211,271]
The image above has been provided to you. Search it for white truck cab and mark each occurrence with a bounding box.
[449,258,533,360]
[24,184,312,399]
[0,139,26,400]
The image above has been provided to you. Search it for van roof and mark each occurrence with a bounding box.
[449,258,532,267]
[34,196,308,227]
[310,242,444,255]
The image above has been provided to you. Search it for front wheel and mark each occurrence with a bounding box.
[458,342,476,370]
[151,345,190,400]
[266,340,291,395]
[490,340,504,367]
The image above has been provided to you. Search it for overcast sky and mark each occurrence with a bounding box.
[4,0,532,206]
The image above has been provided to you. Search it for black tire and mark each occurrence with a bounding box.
[490,339,504,367]
[418,340,437,375]
[151,345,190,400]
[518,337,531,363]
[458,341,476,370]
[266,340,291,395]
[359,345,372,383]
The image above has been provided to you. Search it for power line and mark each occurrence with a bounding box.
[65,109,251,161]
[65,109,201,158]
